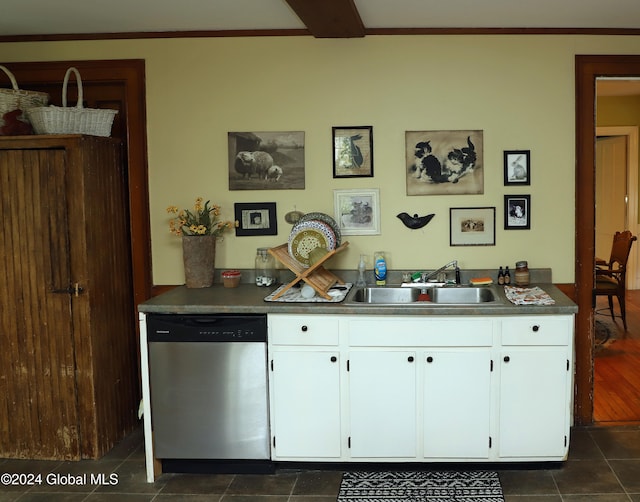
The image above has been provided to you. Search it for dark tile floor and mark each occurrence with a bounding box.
[1,425,640,501]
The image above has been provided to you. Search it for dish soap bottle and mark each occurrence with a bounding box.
[356,254,367,287]
[374,251,387,286]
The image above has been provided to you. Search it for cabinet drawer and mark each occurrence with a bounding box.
[348,317,493,347]
[269,315,339,345]
[501,316,572,346]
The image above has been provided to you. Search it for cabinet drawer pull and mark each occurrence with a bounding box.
[504,356,510,363]
[301,325,308,332]
[532,325,540,332]
[426,356,433,363]
[407,356,414,363]
[330,356,337,363]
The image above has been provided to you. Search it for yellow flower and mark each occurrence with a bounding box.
[167,197,234,238]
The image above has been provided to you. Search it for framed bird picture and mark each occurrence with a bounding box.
[333,126,374,178]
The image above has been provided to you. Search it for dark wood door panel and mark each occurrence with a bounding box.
[2,60,152,307]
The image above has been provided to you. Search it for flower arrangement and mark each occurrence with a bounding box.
[167,197,235,237]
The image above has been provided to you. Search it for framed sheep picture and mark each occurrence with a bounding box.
[405,130,484,196]
[228,131,305,190]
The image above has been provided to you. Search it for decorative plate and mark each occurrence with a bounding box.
[300,212,341,246]
[288,220,336,267]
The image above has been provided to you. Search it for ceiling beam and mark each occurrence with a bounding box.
[284,0,365,38]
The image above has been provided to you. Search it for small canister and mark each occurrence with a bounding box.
[222,269,241,288]
[514,261,530,286]
[255,247,277,287]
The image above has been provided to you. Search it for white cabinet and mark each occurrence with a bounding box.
[268,315,341,459]
[498,317,572,459]
[270,350,341,458]
[348,350,417,458]
[267,312,574,463]
[423,349,492,459]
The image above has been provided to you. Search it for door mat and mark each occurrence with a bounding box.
[337,470,504,502]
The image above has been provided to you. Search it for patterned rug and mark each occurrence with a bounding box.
[337,470,504,502]
[595,315,621,346]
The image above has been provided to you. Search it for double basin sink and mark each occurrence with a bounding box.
[346,285,502,306]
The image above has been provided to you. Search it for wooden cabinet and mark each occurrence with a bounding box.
[0,135,139,460]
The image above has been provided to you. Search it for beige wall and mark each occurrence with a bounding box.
[3,35,640,284]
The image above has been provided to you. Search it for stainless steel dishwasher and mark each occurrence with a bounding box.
[147,314,269,461]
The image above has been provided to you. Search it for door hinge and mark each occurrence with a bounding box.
[489,436,492,448]
[567,359,570,371]
[52,283,84,297]
[348,436,351,448]
[273,436,276,448]
[270,360,274,371]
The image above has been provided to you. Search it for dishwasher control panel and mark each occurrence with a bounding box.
[147,314,267,342]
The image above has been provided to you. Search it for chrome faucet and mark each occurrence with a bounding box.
[421,260,460,284]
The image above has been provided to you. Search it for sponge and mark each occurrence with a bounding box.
[470,276,493,286]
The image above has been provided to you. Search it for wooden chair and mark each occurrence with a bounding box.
[594,230,637,330]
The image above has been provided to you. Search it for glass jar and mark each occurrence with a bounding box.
[514,260,530,286]
[255,248,276,286]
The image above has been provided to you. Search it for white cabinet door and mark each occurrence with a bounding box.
[423,349,492,459]
[498,347,569,458]
[270,350,341,458]
[348,350,417,458]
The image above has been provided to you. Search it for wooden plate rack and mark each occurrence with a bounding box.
[268,241,349,300]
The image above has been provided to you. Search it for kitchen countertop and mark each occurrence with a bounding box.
[138,282,577,316]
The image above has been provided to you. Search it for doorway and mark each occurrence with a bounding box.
[576,55,640,426]
[593,123,640,424]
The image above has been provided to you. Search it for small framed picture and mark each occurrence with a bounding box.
[333,188,380,235]
[504,150,530,185]
[333,126,374,178]
[504,195,531,230]
[449,207,496,246]
[234,202,277,236]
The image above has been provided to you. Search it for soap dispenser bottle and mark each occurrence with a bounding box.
[356,254,367,287]
[374,251,387,286]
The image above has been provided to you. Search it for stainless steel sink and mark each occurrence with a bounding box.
[429,286,497,304]
[350,287,422,304]
[348,286,500,305]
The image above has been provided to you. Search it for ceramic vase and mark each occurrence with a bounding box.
[182,235,216,288]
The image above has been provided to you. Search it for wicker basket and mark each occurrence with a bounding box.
[0,65,49,126]
[26,67,118,137]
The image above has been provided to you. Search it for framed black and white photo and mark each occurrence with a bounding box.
[503,150,530,185]
[504,195,531,230]
[449,207,496,246]
[406,130,484,195]
[228,131,305,190]
[333,188,380,235]
[234,202,277,236]
[333,126,374,178]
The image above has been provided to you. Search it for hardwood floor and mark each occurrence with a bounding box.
[593,289,640,424]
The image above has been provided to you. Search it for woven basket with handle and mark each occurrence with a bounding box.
[26,67,118,137]
[0,65,50,127]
